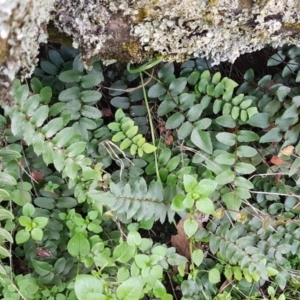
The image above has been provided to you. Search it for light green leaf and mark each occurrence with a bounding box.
[222,192,241,211]
[22,203,35,217]
[215,115,236,128]
[289,157,300,177]
[42,117,64,138]
[194,118,212,130]
[113,242,136,263]
[15,229,30,244]
[32,259,52,276]
[234,177,254,189]
[134,254,150,269]
[158,63,174,79]
[166,112,185,129]
[116,277,144,300]
[179,92,195,108]
[19,216,31,227]
[81,72,103,88]
[191,129,213,154]
[153,280,167,298]
[209,268,221,283]
[53,149,65,172]
[216,132,237,146]
[30,77,43,93]
[235,162,256,174]
[277,86,291,102]
[267,267,279,276]
[34,197,55,210]
[0,172,17,186]
[57,197,77,208]
[184,219,198,238]
[11,111,26,136]
[293,95,300,107]
[111,97,130,109]
[167,253,188,266]
[282,104,298,119]
[81,105,102,119]
[148,83,166,98]
[247,113,270,128]
[187,70,200,85]
[0,246,10,258]
[215,153,236,165]
[31,228,43,241]
[186,103,203,122]
[59,87,80,102]
[192,249,204,266]
[260,128,282,143]
[11,190,31,206]
[171,194,185,211]
[49,102,66,116]
[34,217,49,229]
[42,141,54,165]
[195,179,217,197]
[157,99,177,116]
[75,275,103,300]
[169,77,187,96]
[39,86,52,104]
[63,158,79,179]
[53,127,75,147]
[142,143,157,154]
[65,141,87,157]
[178,121,194,139]
[30,105,49,127]
[0,208,14,220]
[14,84,29,105]
[244,68,254,81]
[183,174,198,193]
[67,232,90,257]
[80,90,102,103]
[237,130,259,142]
[0,228,13,243]
[0,189,10,201]
[236,146,258,157]
[196,197,215,214]
[59,69,82,82]
[0,149,22,161]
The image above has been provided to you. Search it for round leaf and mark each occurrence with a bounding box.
[169,77,187,96]
[166,112,185,129]
[209,268,221,283]
[75,275,103,300]
[184,219,198,238]
[67,233,90,257]
[196,197,215,214]
[192,249,204,266]
[191,128,213,154]
[116,277,144,300]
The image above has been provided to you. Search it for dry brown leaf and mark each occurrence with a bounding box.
[171,213,209,259]
[270,155,285,166]
[102,108,112,117]
[31,170,44,181]
[280,146,294,156]
[165,131,173,146]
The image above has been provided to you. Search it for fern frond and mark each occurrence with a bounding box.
[88,178,175,222]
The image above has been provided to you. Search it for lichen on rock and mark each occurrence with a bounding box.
[0,0,55,104]
[1,0,300,104]
[50,0,300,66]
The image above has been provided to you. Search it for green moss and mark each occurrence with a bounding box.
[282,22,300,34]
[0,38,9,65]
[47,21,73,46]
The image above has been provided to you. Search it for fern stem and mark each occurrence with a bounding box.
[140,72,161,182]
